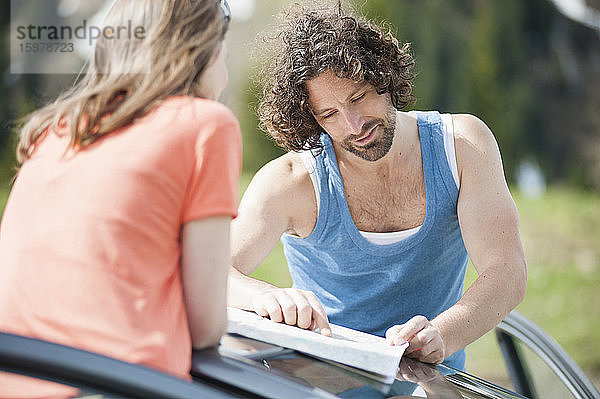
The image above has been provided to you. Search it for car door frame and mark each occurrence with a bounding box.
[495,311,600,399]
[0,332,234,399]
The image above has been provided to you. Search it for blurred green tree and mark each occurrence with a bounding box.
[358,0,600,186]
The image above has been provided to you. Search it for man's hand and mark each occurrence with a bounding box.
[385,315,446,364]
[252,287,332,336]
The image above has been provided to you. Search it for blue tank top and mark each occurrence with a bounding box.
[281,111,469,370]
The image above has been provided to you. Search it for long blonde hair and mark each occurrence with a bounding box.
[17,0,226,164]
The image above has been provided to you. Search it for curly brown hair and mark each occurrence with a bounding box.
[257,1,415,152]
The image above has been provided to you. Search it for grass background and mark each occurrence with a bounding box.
[1,178,598,390]
[464,187,600,388]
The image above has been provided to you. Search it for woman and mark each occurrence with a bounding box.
[0,0,239,394]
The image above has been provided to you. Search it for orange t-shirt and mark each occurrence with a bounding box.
[0,96,241,394]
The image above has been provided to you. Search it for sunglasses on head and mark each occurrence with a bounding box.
[220,0,231,24]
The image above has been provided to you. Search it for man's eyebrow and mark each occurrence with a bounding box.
[311,82,370,116]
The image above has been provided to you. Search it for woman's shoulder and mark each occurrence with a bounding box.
[138,96,240,147]
[155,96,237,125]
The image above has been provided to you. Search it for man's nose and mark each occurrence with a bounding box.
[340,109,362,136]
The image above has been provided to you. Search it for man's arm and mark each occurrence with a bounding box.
[228,153,332,335]
[387,114,527,363]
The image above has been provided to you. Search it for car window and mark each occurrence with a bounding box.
[512,340,577,399]
[495,312,599,399]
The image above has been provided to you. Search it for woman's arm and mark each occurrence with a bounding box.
[181,215,231,349]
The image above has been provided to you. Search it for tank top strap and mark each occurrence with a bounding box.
[412,111,460,202]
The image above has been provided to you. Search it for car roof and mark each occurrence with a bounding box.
[0,330,527,398]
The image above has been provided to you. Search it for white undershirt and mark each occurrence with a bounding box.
[300,113,459,245]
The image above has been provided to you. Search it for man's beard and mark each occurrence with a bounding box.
[341,106,397,162]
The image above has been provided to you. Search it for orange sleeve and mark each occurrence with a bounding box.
[182,106,242,223]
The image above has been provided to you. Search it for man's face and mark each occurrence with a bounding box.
[305,70,397,162]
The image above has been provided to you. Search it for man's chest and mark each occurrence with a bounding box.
[342,169,427,233]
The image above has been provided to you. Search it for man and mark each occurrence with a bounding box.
[228,1,526,370]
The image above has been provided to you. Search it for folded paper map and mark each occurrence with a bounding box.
[227,307,408,382]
